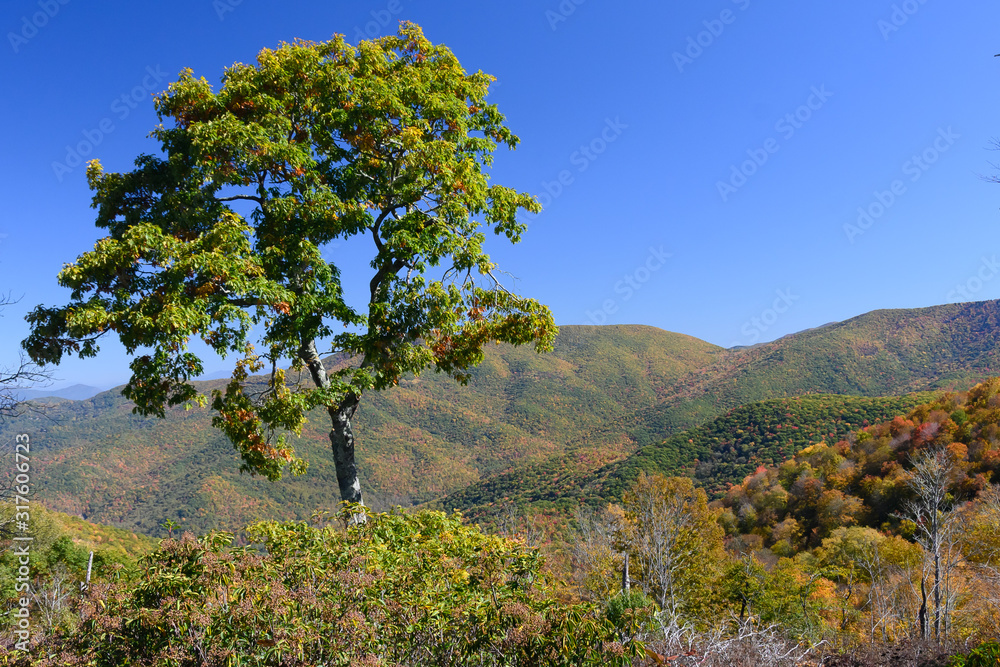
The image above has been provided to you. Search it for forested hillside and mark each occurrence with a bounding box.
[581,300,1000,451]
[9,300,1000,537]
[716,377,1000,549]
[4,326,723,535]
[432,393,933,519]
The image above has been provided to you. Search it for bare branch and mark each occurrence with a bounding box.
[1,295,54,422]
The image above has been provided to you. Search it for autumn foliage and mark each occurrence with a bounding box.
[12,507,640,666]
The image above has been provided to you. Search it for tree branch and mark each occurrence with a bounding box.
[215,194,265,204]
[298,338,330,390]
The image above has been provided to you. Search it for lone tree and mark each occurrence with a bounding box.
[23,23,556,507]
[898,446,962,640]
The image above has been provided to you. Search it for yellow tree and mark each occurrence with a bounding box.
[619,473,725,623]
[959,484,1000,636]
[572,503,628,602]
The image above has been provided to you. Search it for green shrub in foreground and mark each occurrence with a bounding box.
[22,506,641,666]
[948,640,1000,667]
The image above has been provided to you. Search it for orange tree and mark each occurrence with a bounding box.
[23,23,555,506]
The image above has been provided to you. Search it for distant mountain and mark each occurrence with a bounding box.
[2,325,723,535]
[570,300,1000,452]
[434,300,1000,518]
[195,368,240,381]
[18,384,104,401]
[4,299,1000,537]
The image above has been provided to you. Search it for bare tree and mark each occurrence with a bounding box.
[0,293,51,422]
[628,481,697,619]
[896,447,962,641]
[31,565,74,633]
[853,534,923,642]
[644,612,819,667]
[0,352,50,421]
[493,502,544,549]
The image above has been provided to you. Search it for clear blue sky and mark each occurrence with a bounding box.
[2,0,1000,389]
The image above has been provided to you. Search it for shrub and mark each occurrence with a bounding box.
[948,641,1000,667]
[604,590,653,641]
[20,506,641,666]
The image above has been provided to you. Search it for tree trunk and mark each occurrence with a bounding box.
[919,576,928,639]
[329,392,363,504]
[622,553,630,595]
[299,339,366,512]
[933,548,941,640]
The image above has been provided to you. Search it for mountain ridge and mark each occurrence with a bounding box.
[16,384,105,402]
[4,299,1000,536]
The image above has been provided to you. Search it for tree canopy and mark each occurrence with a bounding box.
[23,22,556,503]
